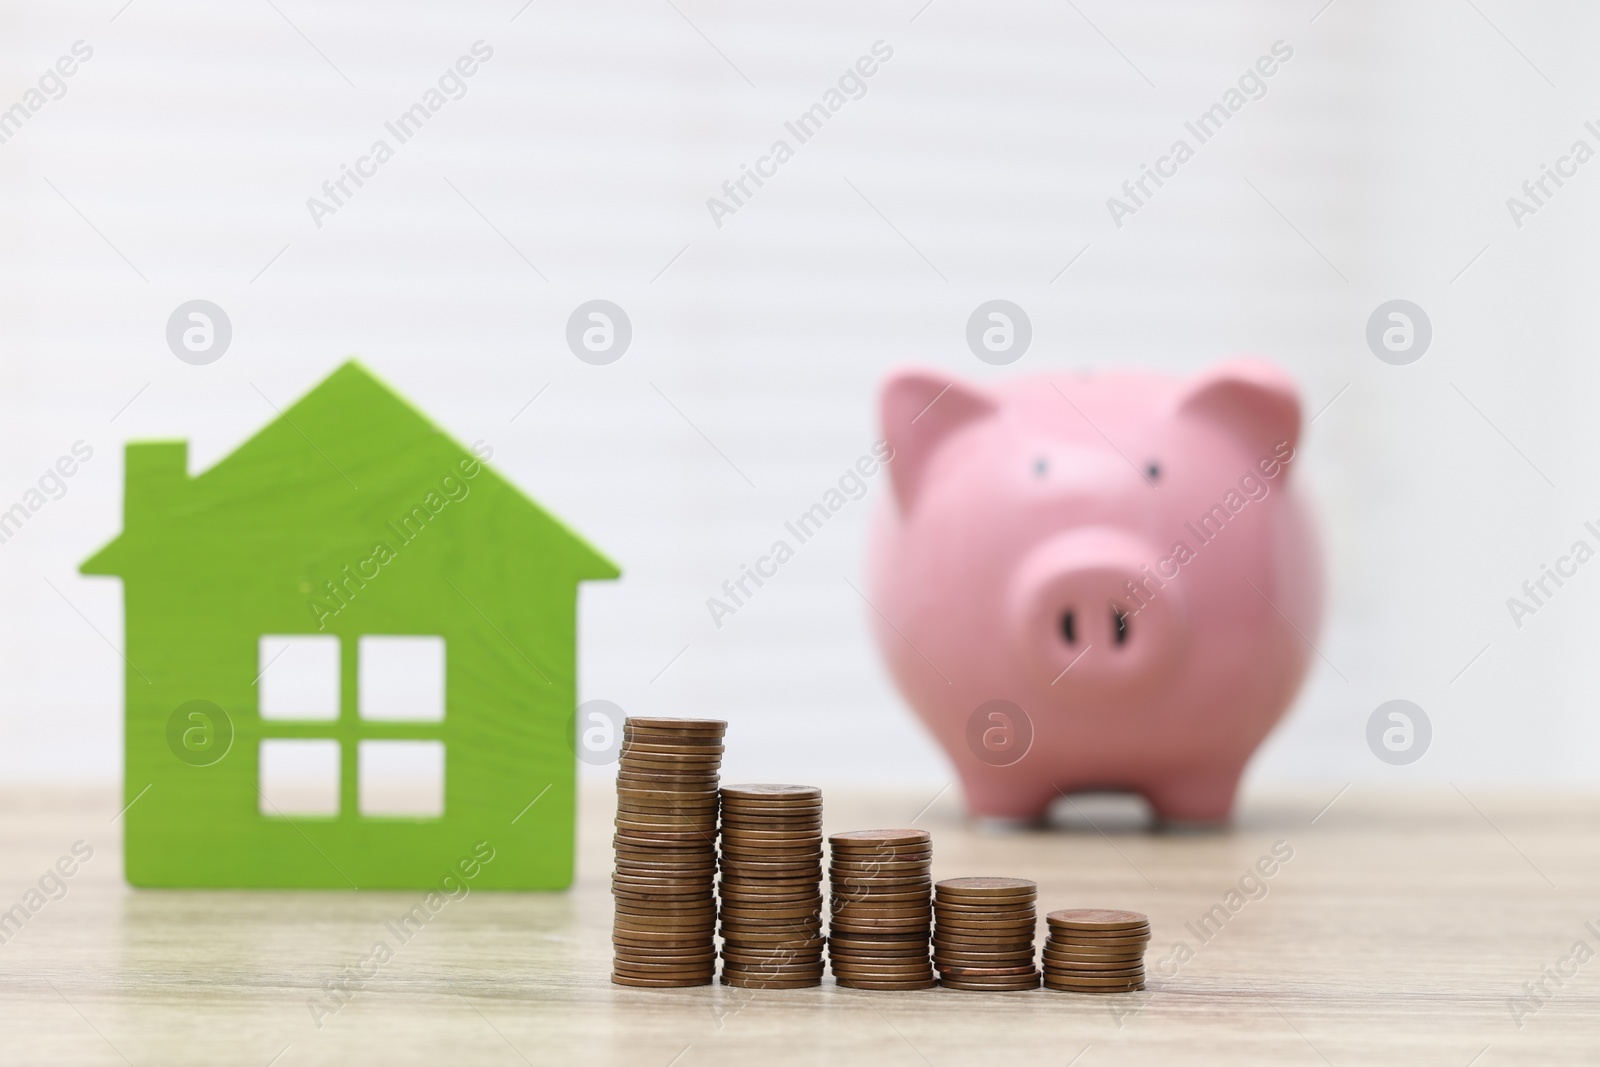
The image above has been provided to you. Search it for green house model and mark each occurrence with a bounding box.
[81,361,618,888]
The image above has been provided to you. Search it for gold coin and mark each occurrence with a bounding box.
[721,960,827,974]
[934,915,1036,929]
[829,845,933,859]
[616,763,721,776]
[1044,967,1146,982]
[722,830,824,845]
[612,947,717,963]
[610,880,714,894]
[719,856,822,870]
[718,880,822,893]
[720,950,827,965]
[935,892,1036,908]
[614,913,715,928]
[830,871,930,883]
[1040,955,1143,971]
[832,906,932,920]
[1043,978,1145,993]
[610,973,713,987]
[928,902,1036,921]
[932,930,1034,946]
[719,902,821,918]
[939,976,1042,991]
[832,921,934,934]
[721,820,823,834]
[721,957,826,972]
[613,829,716,846]
[829,948,932,963]
[621,730,723,744]
[1046,934,1149,950]
[1042,967,1144,981]
[1045,909,1148,931]
[934,947,1036,961]
[612,892,715,907]
[832,902,934,921]
[615,814,718,831]
[830,966,935,980]
[1042,955,1145,969]
[721,850,823,865]
[833,976,938,990]
[829,829,931,847]
[622,723,725,739]
[612,965,718,981]
[721,804,824,818]
[616,764,722,775]
[718,888,823,904]
[937,877,1035,893]
[616,791,719,807]
[619,759,724,775]
[721,968,827,982]
[718,915,824,929]
[828,936,930,951]
[612,940,715,955]
[620,741,727,757]
[613,853,715,867]
[828,929,930,943]
[615,898,716,913]
[717,927,825,943]
[619,752,721,765]
[623,716,727,732]
[723,844,823,857]
[612,925,716,941]
[829,841,932,853]
[830,885,930,900]
[721,783,821,798]
[937,963,1037,977]
[613,916,715,932]
[721,975,821,989]
[830,855,930,869]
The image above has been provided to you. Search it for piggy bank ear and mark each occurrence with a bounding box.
[1173,359,1301,460]
[880,370,997,513]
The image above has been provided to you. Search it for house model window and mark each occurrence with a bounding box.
[257,635,446,818]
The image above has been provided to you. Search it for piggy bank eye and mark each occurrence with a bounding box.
[1145,461,1161,482]
[1033,457,1048,478]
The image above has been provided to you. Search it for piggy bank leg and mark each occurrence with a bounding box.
[960,774,1056,824]
[1144,769,1243,828]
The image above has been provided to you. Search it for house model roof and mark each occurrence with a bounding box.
[82,359,618,582]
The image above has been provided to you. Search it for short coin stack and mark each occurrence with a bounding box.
[931,877,1040,990]
[610,717,727,987]
[827,829,935,990]
[717,784,825,988]
[1042,909,1150,993]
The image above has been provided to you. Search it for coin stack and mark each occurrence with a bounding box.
[611,717,727,988]
[932,877,1041,990]
[826,829,935,990]
[1041,909,1150,993]
[716,784,826,988]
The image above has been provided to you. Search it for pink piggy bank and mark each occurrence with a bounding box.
[868,360,1322,824]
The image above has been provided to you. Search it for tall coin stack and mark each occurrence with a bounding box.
[826,829,935,990]
[610,716,727,988]
[932,877,1040,990]
[716,784,826,988]
[1041,909,1150,993]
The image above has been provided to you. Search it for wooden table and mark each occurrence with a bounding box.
[2,784,1596,1065]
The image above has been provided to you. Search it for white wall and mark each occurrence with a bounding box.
[3,0,1595,792]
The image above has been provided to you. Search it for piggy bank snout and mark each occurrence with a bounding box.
[1009,529,1184,697]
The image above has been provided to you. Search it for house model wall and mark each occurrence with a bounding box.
[81,361,618,888]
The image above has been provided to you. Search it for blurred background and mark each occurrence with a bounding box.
[3,0,1597,794]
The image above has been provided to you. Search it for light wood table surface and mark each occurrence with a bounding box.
[1,783,1596,1066]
